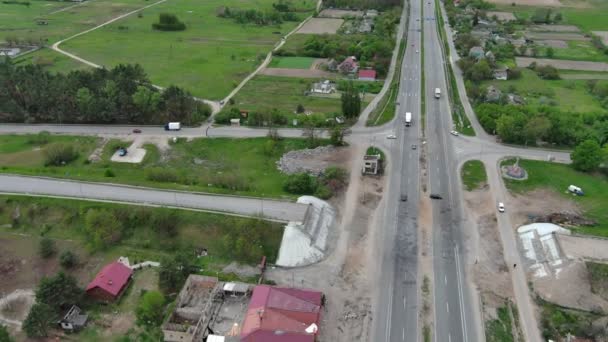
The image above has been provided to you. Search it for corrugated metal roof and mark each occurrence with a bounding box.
[86,261,132,297]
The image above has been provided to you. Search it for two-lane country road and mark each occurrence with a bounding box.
[0,175,309,222]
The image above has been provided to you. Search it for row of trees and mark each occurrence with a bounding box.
[152,13,186,31]
[322,0,401,10]
[0,61,211,125]
[217,6,300,25]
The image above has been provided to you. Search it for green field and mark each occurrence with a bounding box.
[461,160,487,191]
[13,47,91,74]
[501,159,608,236]
[500,0,608,32]
[486,305,515,342]
[481,69,605,114]
[539,41,608,63]
[226,75,343,119]
[0,134,325,198]
[269,56,316,69]
[0,0,148,44]
[61,0,314,99]
[276,33,314,54]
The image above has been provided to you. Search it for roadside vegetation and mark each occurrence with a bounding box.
[0,61,211,125]
[539,298,603,341]
[501,158,608,235]
[486,303,516,342]
[366,39,405,126]
[587,261,608,301]
[461,160,487,191]
[0,134,329,198]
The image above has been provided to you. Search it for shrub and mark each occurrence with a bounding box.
[283,173,317,194]
[104,169,115,177]
[27,131,50,145]
[314,185,332,199]
[39,238,55,259]
[146,168,179,183]
[535,65,560,80]
[136,291,165,326]
[59,251,78,268]
[43,143,79,166]
[152,13,186,31]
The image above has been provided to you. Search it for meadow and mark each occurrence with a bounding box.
[269,56,316,69]
[61,0,315,99]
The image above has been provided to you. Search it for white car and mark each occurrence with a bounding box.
[498,202,505,212]
[416,49,419,53]
[450,130,459,136]
[387,134,397,139]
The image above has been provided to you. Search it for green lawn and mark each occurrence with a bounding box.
[0,134,325,198]
[61,0,314,99]
[13,47,91,74]
[225,75,344,120]
[501,159,608,236]
[481,69,605,114]
[461,160,487,191]
[276,33,314,55]
[0,0,149,44]
[539,298,603,340]
[538,41,608,63]
[269,56,316,69]
[0,195,284,264]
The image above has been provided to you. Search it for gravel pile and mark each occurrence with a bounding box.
[277,145,336,176]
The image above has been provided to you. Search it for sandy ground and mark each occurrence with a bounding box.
[318,9,364,18]
[259,67,334,78]
[297,18,344,34]
[593,31,608,45]
[516,57,608,71]
[532,24,581,32]
[537,39,568,48]
[507,188,580,227]
[559,235,608,260]
[526,32,589,41]
[486,11,516,21]
[266,144,383,342]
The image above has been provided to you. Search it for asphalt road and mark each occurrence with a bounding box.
[422,0,479,341]
[0,175,309,222]
[371,0,422,340]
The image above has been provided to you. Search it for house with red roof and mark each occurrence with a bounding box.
[358,69,377,81]
[240,285,323,342]
[86,261,133,302]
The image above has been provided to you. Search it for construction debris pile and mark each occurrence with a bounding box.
[531,212,596,227]
[276,145,337,176]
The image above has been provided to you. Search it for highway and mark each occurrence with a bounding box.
[0,175,309,222]
[422,0,479,340]
[372,0,422,340]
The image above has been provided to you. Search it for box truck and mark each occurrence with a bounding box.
[165,122,181,131]
[405,112,412,126]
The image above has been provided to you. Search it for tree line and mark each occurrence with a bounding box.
[217,6,300,25]
[322,0,401,10]
[0,60,211,125]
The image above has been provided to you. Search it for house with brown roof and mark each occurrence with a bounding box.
[240,285,323,342]
[338,56,359,74]
[86,261,133,302]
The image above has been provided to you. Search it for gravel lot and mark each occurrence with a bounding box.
[318,9,364,18]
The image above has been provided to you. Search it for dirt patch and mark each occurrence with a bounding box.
[531,24,581,32]
[318,9,364,18]
[297,18,344,34]
[0,289,35,327]
[593,31,608,45]
[486,11,516,21]
[260,67,334,78]
[506,188,581,227]
[222,262,261,278]
[559,235,608,262]
[526,32,590,41]
[277,145,351,176]
[537,39,568,48]
[88,138,109,163]
[515,57,608,72]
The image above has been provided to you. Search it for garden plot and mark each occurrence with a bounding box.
[318,9,364,18]
[296,18,344,34]
[515,57,608,71]
[531,24,581,32]
[526,32,590,41]
[486,11,516,21]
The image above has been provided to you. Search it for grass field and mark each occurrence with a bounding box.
[481,69,605,114]
[486,305,515,342]
[499,0,608,32]
[61,0,314,99]
[538,41,608,63]
[269,56,316,69]
[461,160,487,191]
[276,33,314,54]
[227,75,343,119]
[0,134,325,198]
[501,159,608,236]
[539,298,602,340]
[13,47,91,74]
[0,0,149,44]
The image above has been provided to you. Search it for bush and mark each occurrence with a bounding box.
[43,143,79,166]
[39,238,55,259]
[27,131,51,145]
[535,65,560,80]
[313,185,332,199]
[146,168,179,183]
[136,291,165,326]
[104,169,115,177]
[152,13,186,31]
[59,251,77,268]
[283,173,318,194]
[214,107,241,124]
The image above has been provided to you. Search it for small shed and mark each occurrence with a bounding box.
[223,282,250,296]
[230,118,241,126]
[59,305,88,332]
[358,69,377,81]
[86,261,133,302]
[469,46,485,60]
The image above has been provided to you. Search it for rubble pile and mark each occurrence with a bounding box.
[531,212,596,227]
[276,145,336,176]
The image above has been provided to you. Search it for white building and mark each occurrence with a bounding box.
[310,80,336,94]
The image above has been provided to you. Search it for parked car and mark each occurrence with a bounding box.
[498,202,505,212]
[416,49,419,53]
[132,129,141,133]
[412,144,417,150]
[450,130,459,136]
[118,148,127,157]
[401,194,408,202]
[430,194,442,199]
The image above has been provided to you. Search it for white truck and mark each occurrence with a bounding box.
[405,112,412,127]
[568,185,584,196]
[164,122,181,131]
[434,88,441,99]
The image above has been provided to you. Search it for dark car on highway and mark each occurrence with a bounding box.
[133,129,142,133]
[430,194,442,199]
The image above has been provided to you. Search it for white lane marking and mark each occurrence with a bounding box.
[403,296,407,309]
[455,245,469,342]
[403,328,406,340]
[449,333,452,342]
[446,302,449,313]
[445,275,447,284]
